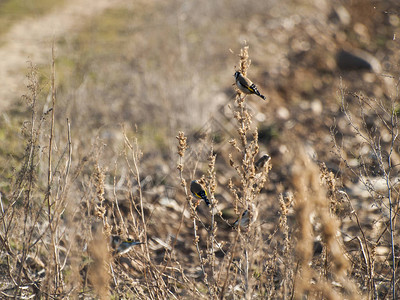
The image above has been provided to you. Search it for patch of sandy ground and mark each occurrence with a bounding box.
[0,0,125,110]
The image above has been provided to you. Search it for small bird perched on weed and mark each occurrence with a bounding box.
[234,71,266,100]
[254,154,271,172]
[190,180,211,206]
[233,204,258,229]
[111,236,143,255]
[116,239,143,255]
[233,210,250,228]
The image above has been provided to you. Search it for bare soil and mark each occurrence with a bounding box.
[0,0,125,109]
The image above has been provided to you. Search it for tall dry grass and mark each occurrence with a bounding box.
[1,35,399,300]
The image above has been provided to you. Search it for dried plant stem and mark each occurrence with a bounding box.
[47,42,63,294]
[176,131,211,296]
[134,145,149,257]
[65,119,72,185]
[193,217,210,288]
[208,151,217,287]
[335,81,400,298]
[386,103,398,300]
[339,190,374,295]
[226,45,271,299]
[47,45,56,221]
[12,63,43,298]
[244,248,249,298]
[161,200,188,274]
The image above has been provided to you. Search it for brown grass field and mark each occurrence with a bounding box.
[1,0,400,299]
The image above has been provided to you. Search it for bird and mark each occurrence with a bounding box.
[234,71,266,100]
[111,236,143,255]
[110,235,123,250]
[116,238,143,255]
[254,154,271,172]
[233,204,258,229]
[190,180,211,206]
[233,210,250,228]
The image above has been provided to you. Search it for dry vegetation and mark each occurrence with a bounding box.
[1,0,400,299]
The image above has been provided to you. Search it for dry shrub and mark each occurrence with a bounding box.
[88,228,111,299]
[4,19,400,298]
[291,148,359,299]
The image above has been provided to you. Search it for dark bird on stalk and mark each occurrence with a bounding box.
[254,154,271,172]
[190,180,211,206]
[234,71,266,100]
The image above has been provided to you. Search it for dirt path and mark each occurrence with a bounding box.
[0,0,124,110]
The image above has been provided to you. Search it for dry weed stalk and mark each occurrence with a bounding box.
[331,81,400,299]
[291,150,359,299]
[1,55,77,298]
[176,131,212,297]
[278,193,294,298]
[122,130,173,299]
[207,149,218,290]
[225,45,269,299]
[171,46,271,299]
[10,62,46,299]
[88,228,111,299]
[175,47,272,299]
